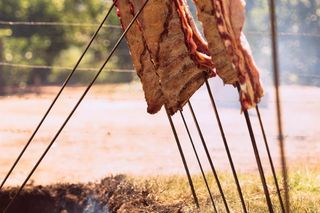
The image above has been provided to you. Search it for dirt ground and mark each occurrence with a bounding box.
[0,175,181,213]
[0,79,319,186]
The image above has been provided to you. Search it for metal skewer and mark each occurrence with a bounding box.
[188,101,230,213]
[166,109,200,209]
[179,110,217,212]
[256,106,285,212]
[0,0,119,190]
[2,1,149,211]
[205,79,248,213]
[242,107,274,212]
[236,83,273,212]
[269,0,290,211]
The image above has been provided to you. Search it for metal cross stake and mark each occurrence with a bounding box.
[188,101,230,212]
[166,109,200,209]
[180,110,218,212]
[2,0,150,211]
[0,0,119,191]
[205,79,248,213]
[269,0,290,211]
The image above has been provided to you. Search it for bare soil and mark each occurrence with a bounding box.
[0,80,319,187]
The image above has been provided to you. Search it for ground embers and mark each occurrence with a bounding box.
[0,175,182,213]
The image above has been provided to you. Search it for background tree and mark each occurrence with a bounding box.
[0,0,133,90]
[245,0,320,86]
[0,0,319,94]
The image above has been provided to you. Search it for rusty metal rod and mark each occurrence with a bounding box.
[256,106,285,212]
[188,101,230,213]
[269,0,290,211]
[2,1,149,211]
[243,108,274,213]
[205,79,248,213]
[237,84,273,212]
[180,110,217,211]
[0,0,118,191]
[166,109,200,209]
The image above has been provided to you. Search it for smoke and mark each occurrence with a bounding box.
[244,0,320,87]
[83,195,109,213]
[188,0,320,87]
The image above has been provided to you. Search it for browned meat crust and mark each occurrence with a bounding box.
[193,0,237,84]
[193,0,264,109]
[115,0,165,114]
[115,0,213,115]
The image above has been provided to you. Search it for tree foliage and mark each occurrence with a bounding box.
[245,0,320,86]
[0,0,319,93]
[0,0,133,90]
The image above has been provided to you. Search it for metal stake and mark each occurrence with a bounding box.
[166,109,200,209]
[180,110,217,212]
[243,108,274,213]
[256,106,285,212]
[2,1,150,211]
[205,80,248,213]
[188,101,230,213]
[269,0,290,211]
[0,0,118,190]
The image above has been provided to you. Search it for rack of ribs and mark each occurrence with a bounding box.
[115,0,214,115]
[115,0,264,113]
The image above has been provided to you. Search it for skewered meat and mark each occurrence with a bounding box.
[115,0,264,113]
[115,0,165,114]
[115,0,214,115]
[193,0,264,109]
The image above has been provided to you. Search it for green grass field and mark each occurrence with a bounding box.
[130,165,320,212]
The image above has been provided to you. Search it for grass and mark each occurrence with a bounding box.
[1,166,319,212]
[129,165,320,212]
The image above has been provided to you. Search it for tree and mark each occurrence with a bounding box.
[245,0,320,86]
[0,0,318,89]
[0,0,132,88]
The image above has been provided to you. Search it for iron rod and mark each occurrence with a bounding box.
[256,106,285,212]
[166,110,200,209]
[205,79,248,213]
[269,0,289,211]
[180,110,217,212]
[0,0,118,190]
[188,101,230,213]
[2,1,149,211]
[242,108,274,213]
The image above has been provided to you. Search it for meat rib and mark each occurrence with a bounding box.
[115,0,214,115]
[193,0,264,109]
[115,0,165,114]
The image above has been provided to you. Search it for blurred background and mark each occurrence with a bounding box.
[0,0,319,93]
[0,0,319,186]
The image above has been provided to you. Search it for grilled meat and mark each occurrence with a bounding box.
[193,0,264,109]
[115,0,214,115]
[115,0,264,113]
[115,0,165,114]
